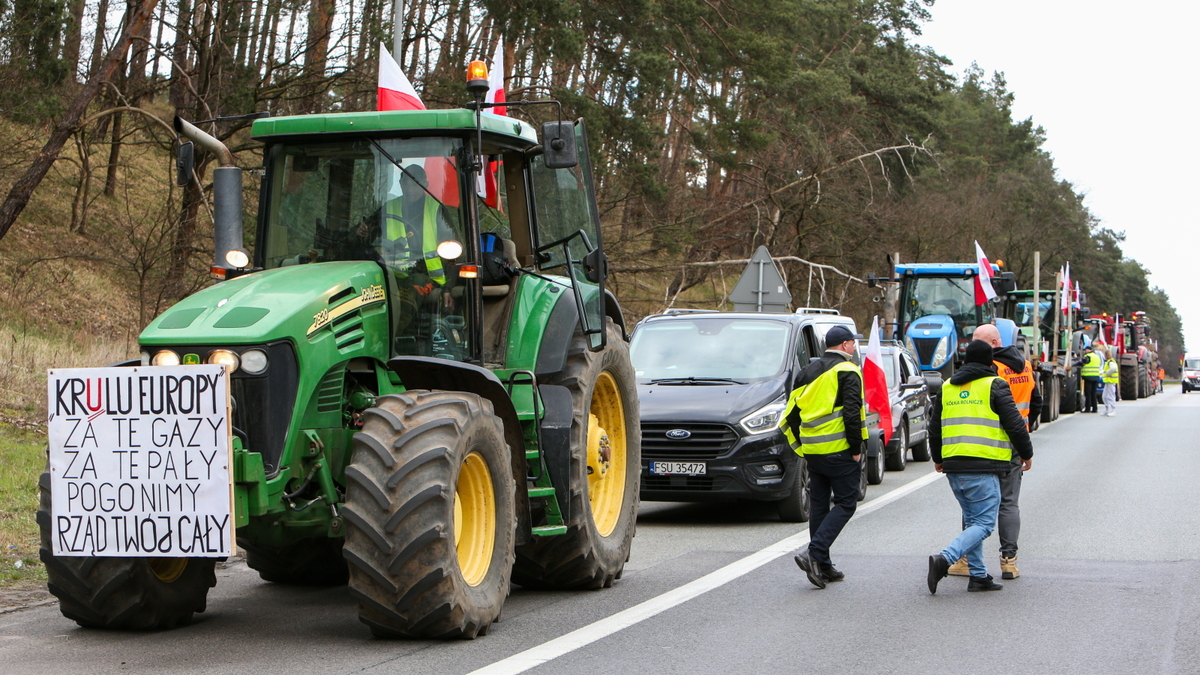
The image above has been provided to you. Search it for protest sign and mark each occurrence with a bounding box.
[46,365,233,557]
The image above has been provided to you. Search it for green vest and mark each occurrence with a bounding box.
[780,360,868,456]
[1102,359,1119,384]
[1081,351,1101,377]
[940,376,1013,462]
[384,196,445,285]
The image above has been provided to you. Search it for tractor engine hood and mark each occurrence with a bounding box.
[140,261,388,346]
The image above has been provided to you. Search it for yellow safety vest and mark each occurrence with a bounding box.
[995,360,1035,421]
[1102,359,1119,384]
[1081,351,1101,378]
[385,196,445,285]
[940,376,1013,462]
[780,360,868,456]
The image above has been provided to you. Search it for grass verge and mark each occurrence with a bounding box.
[0,422,46,587]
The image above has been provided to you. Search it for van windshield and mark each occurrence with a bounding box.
[630,318,791,382]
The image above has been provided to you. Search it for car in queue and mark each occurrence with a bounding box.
[857,338,940,483]
[1183,357,1200,393]
[628,309,883,522]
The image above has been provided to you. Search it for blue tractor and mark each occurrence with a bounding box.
[872,262,1018,378]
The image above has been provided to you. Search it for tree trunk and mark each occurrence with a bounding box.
[0,0,161,243]
[63,0,87,84]
[169,0,192,108]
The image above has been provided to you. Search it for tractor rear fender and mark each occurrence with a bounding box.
[994,318,1019,348]
[385,356,533,546]
[603,288,628,340]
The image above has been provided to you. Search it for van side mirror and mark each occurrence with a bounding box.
[540,121,578,168]
[176,141,194,187]
[901,375,926,390]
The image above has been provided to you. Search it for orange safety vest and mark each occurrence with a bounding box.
[995,359,1036,423]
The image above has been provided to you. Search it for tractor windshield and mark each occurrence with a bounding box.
[630,318,792,382]
[259,137,470,272]
[1015,301,1053,328]
[899,276,983,340]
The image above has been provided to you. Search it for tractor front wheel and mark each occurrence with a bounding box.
[514,319,641,589]
[342,391,515,639]
[36,471,216,630]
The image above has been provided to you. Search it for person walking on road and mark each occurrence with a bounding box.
[946,324,1040,580]
[1102,350,1119,416]
[781,324,867,589]
[927,340,1034,594]
[1077,345,1102,413]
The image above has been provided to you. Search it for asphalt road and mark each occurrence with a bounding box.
[3,388,1198,674]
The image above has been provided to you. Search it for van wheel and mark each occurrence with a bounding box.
[776,458,810,523]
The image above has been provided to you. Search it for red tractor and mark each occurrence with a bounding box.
[1083,312,1158,399]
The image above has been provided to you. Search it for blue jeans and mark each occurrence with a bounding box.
[941,473,1001,577]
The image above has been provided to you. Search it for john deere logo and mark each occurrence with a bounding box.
[959,391,970,399]
[666,429,691,440]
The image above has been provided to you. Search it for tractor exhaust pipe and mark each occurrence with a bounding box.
[174,116,246,280]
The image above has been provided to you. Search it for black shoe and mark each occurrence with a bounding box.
[794,551,827,589]
[928,555,949,594]
[968,575,1004,592]
[820,563,845,582]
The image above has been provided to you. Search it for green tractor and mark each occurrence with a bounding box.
[37,75,641,638]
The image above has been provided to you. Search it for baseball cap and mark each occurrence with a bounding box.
[824,325,861,347]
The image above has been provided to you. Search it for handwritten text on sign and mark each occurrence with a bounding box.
[47,365,233,557]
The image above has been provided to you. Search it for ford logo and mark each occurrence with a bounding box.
[665,429,692,440]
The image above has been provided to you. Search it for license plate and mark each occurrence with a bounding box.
[649,461,706,476]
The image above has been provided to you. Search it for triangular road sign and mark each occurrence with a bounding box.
[730,246,792,312]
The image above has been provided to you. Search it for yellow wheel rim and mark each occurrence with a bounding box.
[587,371,627,537]
[454,451,496,586]
[148,558,188,583]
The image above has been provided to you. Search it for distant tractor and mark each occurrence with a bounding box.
[38,64,641,638]
[1082,311,1157,400]
[871,262,1017,379]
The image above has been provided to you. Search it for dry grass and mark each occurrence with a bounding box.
[0,325,134,419]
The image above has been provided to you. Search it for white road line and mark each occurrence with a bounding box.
[469,469,944,675]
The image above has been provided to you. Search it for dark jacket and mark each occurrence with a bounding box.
[993,345,1043,423]
[931,362,1034,473]
[783,350,864,457]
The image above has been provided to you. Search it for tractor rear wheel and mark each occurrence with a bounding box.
[513,319,640,590]
[1137,363,1149,399]
[342,391,515,639]
[1120,364,1138,401]
[242,537,348,586]
[36,470,216,630]
[1061,374,1079,414]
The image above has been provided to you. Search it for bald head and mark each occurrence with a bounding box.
[972,323,1002,348]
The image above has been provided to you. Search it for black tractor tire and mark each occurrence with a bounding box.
[1137,363,1149,399]
[910,434,932,462]
[1061,374,1079,414]
[242,537,348,586]
[776,457,810,523]
[36,470,216,630]
[1120,365,1138,401]
[342,391,515,639]
[884,424,908,472]
[513,319,641,590]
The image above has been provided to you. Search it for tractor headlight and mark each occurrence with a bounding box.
[206,349,240,373]
[740,396,788,435]
[140,351,151,366]
[225,249,250,269]
[932,336,949,368]
[239,349,268,375]
[151,350,180,366]
[904,335,916,354]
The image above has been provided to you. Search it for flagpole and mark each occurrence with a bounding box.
[392,0,404,64]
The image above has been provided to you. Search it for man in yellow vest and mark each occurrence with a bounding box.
[781,325,867,589]
[1101,350,1119,416]
[945,324,1042,580]
[357,164,453,299]
[1077,344,1102,413]
[927,340,1033,594]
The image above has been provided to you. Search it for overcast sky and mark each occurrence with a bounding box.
[917,0,1199,353]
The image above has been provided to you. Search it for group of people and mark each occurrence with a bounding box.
[782,324,1035,594]
[1078,344,1121,416]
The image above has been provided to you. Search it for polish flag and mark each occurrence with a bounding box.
[377,44,459,206]
[377,44,425,111]
[478,40,506,209]
[1061,262,1072,315]
[974,241,997,306]
[862,315,893,446]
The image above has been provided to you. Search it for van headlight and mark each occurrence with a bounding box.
[740,397,788,435]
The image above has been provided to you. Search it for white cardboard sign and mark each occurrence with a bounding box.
[46,365,234,557]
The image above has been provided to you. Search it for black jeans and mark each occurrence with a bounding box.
[806,452,860,565]
[1082,376,1100,412]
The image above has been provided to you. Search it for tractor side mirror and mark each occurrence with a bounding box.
[540,121,578,169]
[992,272,1017,295]
[922,371,944,389]
[583,248,608,283]
[176,141,194,187]
[866,273,878,288]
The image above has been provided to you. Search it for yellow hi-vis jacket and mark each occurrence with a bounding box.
[940,376,1013,462]
[385,196,445,285]
[1081,351,1101,378]
[1102,359,1119,384]
[780,360,868,456]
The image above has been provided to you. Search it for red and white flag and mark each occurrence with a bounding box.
[862,316,893,445]
[974,241,997,306]
[377,44,425,111]
[1061,262,1072,315]
[477,40,506,209]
